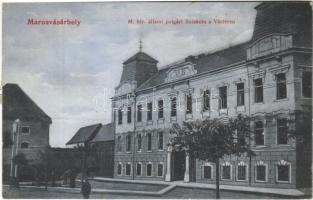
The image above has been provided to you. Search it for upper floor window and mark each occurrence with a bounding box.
[147,133,152,151]
[127,106,132,123]
[186,94,192,114]
[254,78,263,103]
[137,134,142,151]
[21,142,29,149]
[237,83,245,106]
[302,71,312,98]
[203,90,210,111]
[158,100,164,119]
[171,97,177,117]
[21,126,30,134]
[118,109,123,125]
[147,102,153,121]
[219,86,227,109]
[158,132,164,150]
[126,135,131,152]
[277,118,288,145]
[254,121,264,146]
[137,105,142,122]
[117,136,122,152]
[276,73,287,99]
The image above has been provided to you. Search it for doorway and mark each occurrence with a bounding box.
[172,151,185,181]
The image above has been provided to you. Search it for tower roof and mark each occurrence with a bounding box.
[123,51,158,65]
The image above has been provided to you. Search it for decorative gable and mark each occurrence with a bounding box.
[165,62,197,83]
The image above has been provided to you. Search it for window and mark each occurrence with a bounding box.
[254,78,263,103]
[276,73,287,99]
[277,118,288,145]
[254,121,264,146]
[237,164,247,181]
[256,164,267,182]
[117,136,122,152]
[157,164,163,177]
[158,100,164,119]
[221,164,231,180]
[147,133,152,151]
[219,86,227,109]
[21,142,29,149]
[21,126,30,134]
[147,164,152,176]
[118,109,123,125]
[302,72,312,98]
[136,163,142,176]
[203,90,210,111]
[277,162,290,182]
[158,132,163,150]
[126,163,131,176]
[137,134,142,151]
[127,106,132,123]
[117,163,122,175]
[137,105,142,122]
[237,83,245,106]
[186,94,192,114]
[171,97,177,117]
[126,135,131,152]
[203,165,212,179]
[147,102,153,121]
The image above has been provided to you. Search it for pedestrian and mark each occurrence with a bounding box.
[81,180,91,199]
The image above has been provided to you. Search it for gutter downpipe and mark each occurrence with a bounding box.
[247,63,252,186]
[132,92,137,180]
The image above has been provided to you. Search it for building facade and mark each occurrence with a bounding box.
[112,2,312,189]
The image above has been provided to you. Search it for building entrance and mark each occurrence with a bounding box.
[172,151,185,181]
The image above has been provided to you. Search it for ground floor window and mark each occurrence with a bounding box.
[221,163,232,180]
[157,163,163,177]
[147,163,152,177]
[117,163,122,175]
[237,162,247,181]
[277,160,290,182]
[203,165,212,179]
[136,163,142,176]
[126,163,131,176]
[256,161,267,182]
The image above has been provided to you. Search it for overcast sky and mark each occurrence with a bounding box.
[3,2,258,147]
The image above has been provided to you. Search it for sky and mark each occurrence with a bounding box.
[2,2,258,147]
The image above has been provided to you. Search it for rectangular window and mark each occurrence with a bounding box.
[147,133,152,151]
[219,86,227,109]
[254,78,263,103]
[256,165,266,182]
[147,102,153,121]
[222,165,231,180]
[117,164,122,175]
[186,94,192,114]
[237,83,245,106]
[117,136,122,152]
[277,118,288,145]
[254,121,264,146]
[137,105,142,122]
[237,165,247,181]
[126,164,131,176]
[21,126,30,134]
[21,142,29,149]
[302,72,312,98]
[158,100,164,119]
[171,97,177,117]
[276,73,287,99]
[126,135,131,152]
[147,164,152,176]
[203,166,212,179]
[277,165,289,182]
[118,109,123,125]
[203,90,210,111]
[137,134,142,151]
[157,164,163,176]
[127,106,132,123]
[136,163,142,176]
[158,132,163,150]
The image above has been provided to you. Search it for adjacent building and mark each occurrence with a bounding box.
[112,2,312,189]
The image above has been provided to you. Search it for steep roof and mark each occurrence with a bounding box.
[66,123,102,145]
[3,83,52,123]
[123,51,158,65]
[90,123,114,143]
[137,42,248,90]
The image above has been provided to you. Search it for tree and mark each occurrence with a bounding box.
[169,114,254,199]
